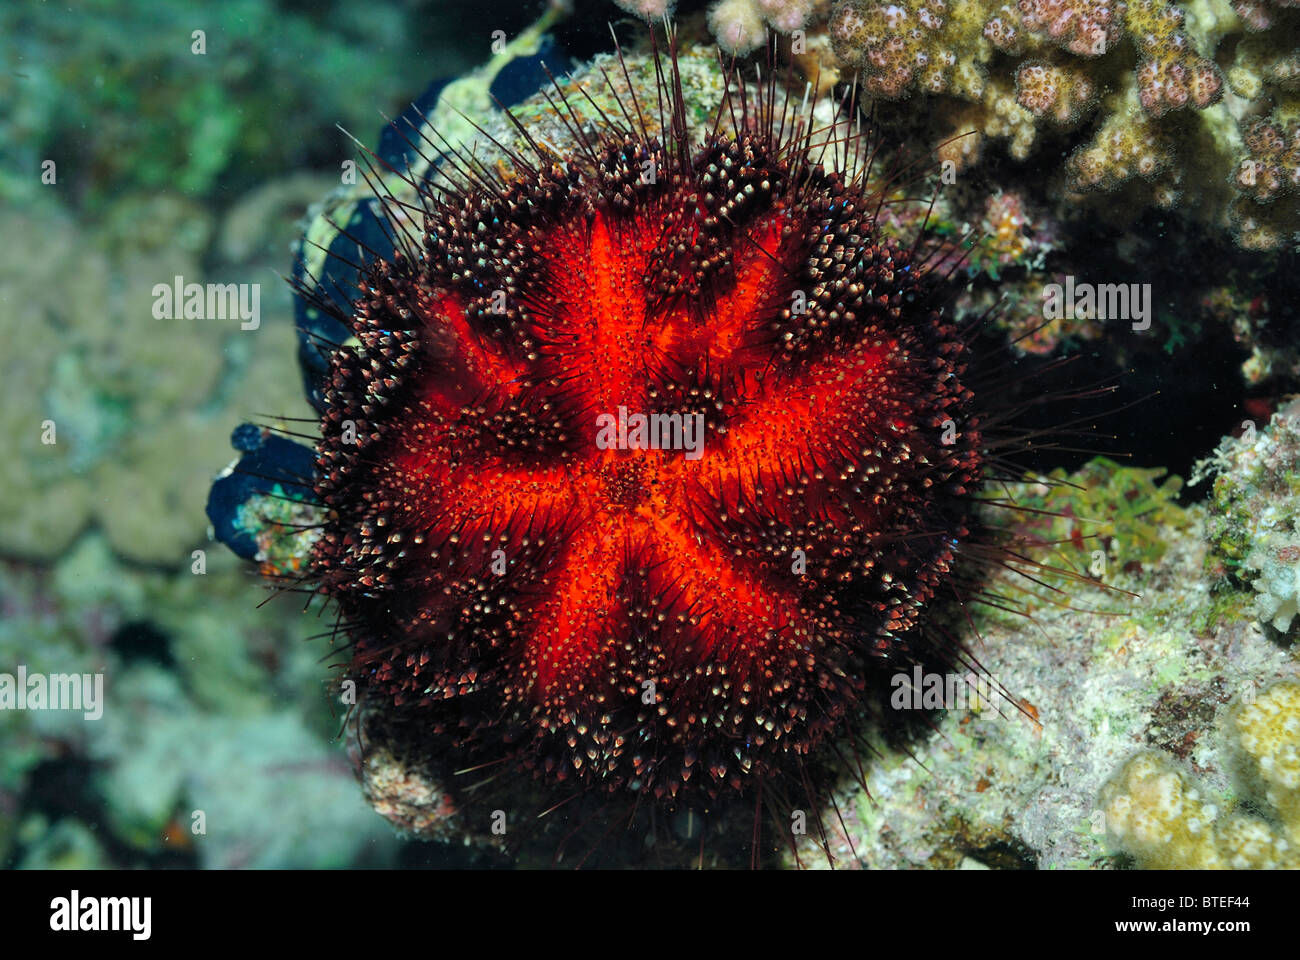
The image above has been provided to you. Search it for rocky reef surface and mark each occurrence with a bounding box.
[791,416,1300,868]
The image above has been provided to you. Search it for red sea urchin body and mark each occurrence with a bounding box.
[309,71,982,808]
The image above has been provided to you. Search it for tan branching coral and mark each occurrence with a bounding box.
[1124,0,1224,116]
[1230,112,1300,248]
[606,0,1300,246]
[829,0,1223,116]
[1067,89,1173,191]
[1011,0,1121,56]
[1015,60,1098,121]
[707,0,821,53]
[817,0,1300,247]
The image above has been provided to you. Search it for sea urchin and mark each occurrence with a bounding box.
[301,37,984,849]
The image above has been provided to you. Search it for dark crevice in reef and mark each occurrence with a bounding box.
[982,298,1254,486]
[1010,213,1299,487]
[108,620,176,669]
[960,836,1038,870]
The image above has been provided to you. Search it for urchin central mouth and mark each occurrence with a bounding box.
[598,454,654,509]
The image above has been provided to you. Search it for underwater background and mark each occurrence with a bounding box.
[2,0,1297,869]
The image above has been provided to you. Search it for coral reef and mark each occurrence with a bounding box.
[826,0,1223,111]
[1196,397,1300,638]
[0,533,400,868]
[1065,89,1172,192]
[210,20,1298,867]
[707,0,821,52]
[1015,60,1098,123]
[1231,114,1300,250]
[818,0,1300,247]
[0,197,313,564]
[8,0,1293,872]
[785,452,1297,869]
[1247,535,1300,632]
[1099,679,1300,867]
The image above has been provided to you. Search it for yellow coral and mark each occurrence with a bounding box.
[1068,89,1172,189]
[1123,0,1224,116]
[1100,679,1300,868]
[1230,679,1300,843]
[829,0,966,96]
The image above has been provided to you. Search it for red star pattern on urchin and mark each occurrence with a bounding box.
[309,128,980,799]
